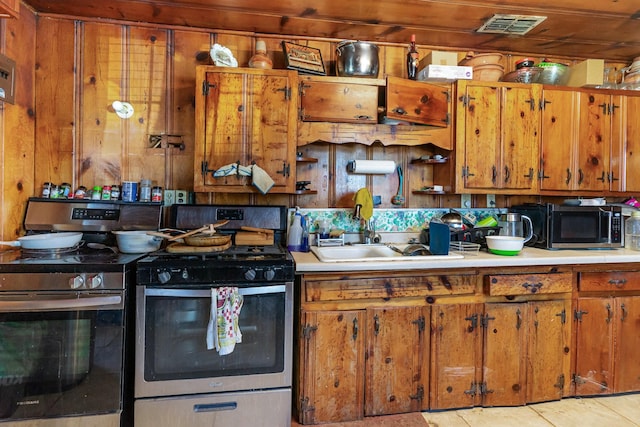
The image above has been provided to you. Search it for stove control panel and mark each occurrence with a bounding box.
[149,263,293,285]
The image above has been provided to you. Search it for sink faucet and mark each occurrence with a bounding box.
[362,218,381,244]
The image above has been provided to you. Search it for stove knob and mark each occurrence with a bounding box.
[157,270,172,284]
[88,273,103,289]
[70,275,85,289]
[264,269,276,281]
[244,269,256,281]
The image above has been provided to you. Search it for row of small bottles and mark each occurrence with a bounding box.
[41,180,162,202]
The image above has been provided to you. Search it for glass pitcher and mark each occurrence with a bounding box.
[498,213,533,243]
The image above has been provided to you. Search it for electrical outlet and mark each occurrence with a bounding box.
[486,194,496,208]
[175,190,188,204]
[460,194,471,208]
[163,190,175,206]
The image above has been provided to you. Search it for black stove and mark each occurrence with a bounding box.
[0,198,162,276]
[136,204,294,287]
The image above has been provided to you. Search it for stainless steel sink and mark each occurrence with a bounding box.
[310,244,463,263]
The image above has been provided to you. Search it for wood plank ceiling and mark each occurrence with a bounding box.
[22,0,640,61]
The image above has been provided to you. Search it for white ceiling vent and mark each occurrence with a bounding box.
[477,14,547,35]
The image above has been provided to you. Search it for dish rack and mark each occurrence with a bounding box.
[449,241,480,254]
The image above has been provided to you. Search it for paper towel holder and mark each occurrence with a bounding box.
[346,160,396,174]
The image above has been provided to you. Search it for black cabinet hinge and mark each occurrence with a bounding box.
[554,374,565,391]
[202,80,216,96]
[412,315,426,332]
[574,309,589,322]
[410,385,424,401]
[302,324,318,340]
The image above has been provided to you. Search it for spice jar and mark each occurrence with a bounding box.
[60,182,72,198]
[139,179,152,202]
[110,185,120,200]
[101,185,112,200]
[41,182,53,198]
[75,186,87,199]
[91,186,102,200]
[151,186,163,202]
[49,184,60,199]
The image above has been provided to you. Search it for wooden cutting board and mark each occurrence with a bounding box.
[166,240,231,253]
[235,228,274,246]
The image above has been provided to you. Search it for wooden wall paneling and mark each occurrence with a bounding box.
[125,27,169,188]
[169,30,210,191]
[372,144,402,208]
[296,142,331,208]
[406,145,436,208]
[79,22,126,188]
[34,18,76,190]
[380,43,404,78]
[0,5,36,239]
[334,143,367,208]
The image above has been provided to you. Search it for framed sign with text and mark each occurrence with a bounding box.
[281,42,326,75]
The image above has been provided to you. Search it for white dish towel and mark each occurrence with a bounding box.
[206,287,243,355]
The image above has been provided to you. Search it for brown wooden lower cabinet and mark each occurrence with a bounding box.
[294,266,640,425]
[574,296,640,395]
[430,300,571,410]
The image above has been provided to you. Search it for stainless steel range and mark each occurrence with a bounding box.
[0,198,161,427]
[134,204,294,427]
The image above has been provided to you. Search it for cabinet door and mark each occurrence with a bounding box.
[614,296,640,393]
[457,82,539,192]
[300,77,379,123]
[483,303,527,407]
[575,91,611,191]
[0,0,19,18]
[527,300,571,403]
[457,83,501,190]
[299,310,365,424]
[195,67,298,193]
[430,303,483,410]
[540,88,578,191]
[622,95,640,192]
[574,297,614,396]
[365,306,429,416]
[500,85,540,191]
[386,77,450,127]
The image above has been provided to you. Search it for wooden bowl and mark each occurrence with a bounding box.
[183,233,231,247]
[459,52,503,67]
[473,64,504,81]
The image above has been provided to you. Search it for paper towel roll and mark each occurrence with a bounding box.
[347,160,396,174]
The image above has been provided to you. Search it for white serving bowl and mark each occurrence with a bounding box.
[485,235,525,256]
[112,230,163,253]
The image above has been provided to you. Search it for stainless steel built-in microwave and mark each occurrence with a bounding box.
[545,204,623,249]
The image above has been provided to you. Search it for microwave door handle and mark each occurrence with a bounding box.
[0,295,123,312]
[145,285,286,298]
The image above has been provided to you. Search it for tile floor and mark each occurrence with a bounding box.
[422,394,640,426]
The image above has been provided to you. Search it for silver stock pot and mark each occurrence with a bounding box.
[336,41,379,77]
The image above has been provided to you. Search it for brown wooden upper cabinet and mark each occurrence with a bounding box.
[455,81,540,194]
[299,76,449,127]
[194,66,298,194]
[0,0,19,18]
[299,76,382,124]
[540,87,640,194]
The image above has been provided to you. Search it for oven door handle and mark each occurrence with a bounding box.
[145,285,285,298]
[0,295,123,312]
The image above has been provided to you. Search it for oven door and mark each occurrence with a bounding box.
[135,283,293,398]
[0,291,125,421]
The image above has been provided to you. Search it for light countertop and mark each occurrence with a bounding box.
[292,246,640,273]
